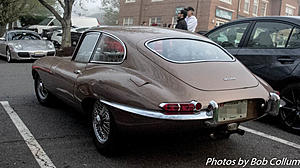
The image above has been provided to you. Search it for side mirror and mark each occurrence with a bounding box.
[0,37,5,41]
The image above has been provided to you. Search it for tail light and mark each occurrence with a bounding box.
[159,101,202,114]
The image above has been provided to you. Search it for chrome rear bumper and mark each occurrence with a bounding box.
[100,100,214,120]
[266,92,280,116]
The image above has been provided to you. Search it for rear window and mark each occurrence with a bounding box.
[146,39,233,63]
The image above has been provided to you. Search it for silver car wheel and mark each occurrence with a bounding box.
[37,78,48,100]
[93,102,111,144]
[6,49,11,62]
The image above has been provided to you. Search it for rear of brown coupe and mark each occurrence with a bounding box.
[32,27,280,155]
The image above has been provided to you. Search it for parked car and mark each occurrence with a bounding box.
[28,16,61,34]
[0,30,55,62]
[51,27,89,48]
[32,27,279,155]
[205,16,300,131]
[29,16,99,34]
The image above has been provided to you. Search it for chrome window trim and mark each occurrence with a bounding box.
[145,37,235,64]
[89,31,127,64]
[73,32,101,63]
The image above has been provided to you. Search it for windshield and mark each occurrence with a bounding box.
[39,18,53,25]
[146,39,233,63]
[8,32,41,41]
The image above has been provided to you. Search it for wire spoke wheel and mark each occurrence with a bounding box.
[280,86,300,130]
[93,101,111,144]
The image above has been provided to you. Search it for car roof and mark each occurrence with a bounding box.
[226,16,300,25]
[88,26,212,44]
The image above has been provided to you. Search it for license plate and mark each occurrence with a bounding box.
[217,100,247,122]
[35,52,45,56]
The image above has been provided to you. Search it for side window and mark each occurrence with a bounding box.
[74,32,100,63]
[247,22,293,48]
[287,27,300,48]
[91,34,125,63]
[7,33,13,41]
[207,23,249,48]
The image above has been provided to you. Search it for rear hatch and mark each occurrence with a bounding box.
[142,38,259,91]
[162,61,258,91]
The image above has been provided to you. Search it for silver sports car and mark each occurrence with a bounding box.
[0,30,55,62]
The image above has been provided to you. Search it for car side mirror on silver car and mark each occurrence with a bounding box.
[0,37,5,41]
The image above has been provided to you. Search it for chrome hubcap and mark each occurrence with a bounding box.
[93,102,110,144]
[37,79,48,100]
[7,50,11,62]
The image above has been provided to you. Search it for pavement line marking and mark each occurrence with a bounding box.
[0,101,56,168]
[240,125,300,150]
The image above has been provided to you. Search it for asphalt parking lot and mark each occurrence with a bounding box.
[0,59,300,168]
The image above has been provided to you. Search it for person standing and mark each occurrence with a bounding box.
[175,10,188,30]
[185,7,198,32]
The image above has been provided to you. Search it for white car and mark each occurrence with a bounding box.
[51,27,89,47]
[29,16,99,34]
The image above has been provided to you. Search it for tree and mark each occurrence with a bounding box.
[0,0,27,36]
[0,0,54,36]
[37,0,75,49]
[101,0,119,25]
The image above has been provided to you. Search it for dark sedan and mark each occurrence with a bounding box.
[205,16,300,131]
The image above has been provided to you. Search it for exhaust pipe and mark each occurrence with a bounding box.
[209,123,245,139]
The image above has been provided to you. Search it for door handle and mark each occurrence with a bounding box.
[277,57,295,64]
[74,70,82,74]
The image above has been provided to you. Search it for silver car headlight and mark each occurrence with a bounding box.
[47,42,54,49]
[14,44,23,50]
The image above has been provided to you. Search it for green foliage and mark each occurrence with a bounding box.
[0,0,53,26]
[101,0,119,25]
[19,15,48,27]
[0,0,26,26]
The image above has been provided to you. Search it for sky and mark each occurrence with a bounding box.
[72,0,102,16]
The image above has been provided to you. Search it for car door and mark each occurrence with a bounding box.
[74,32,126,103]
[206,22,251,56]
[53,32,101,105]
[236,21,297,87]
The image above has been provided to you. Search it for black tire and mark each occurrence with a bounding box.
[279,84,300,132]
[91,101,118,156]
[6,48,12,63]
[34,75,53,106]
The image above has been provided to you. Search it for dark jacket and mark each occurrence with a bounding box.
[175,18,187,30]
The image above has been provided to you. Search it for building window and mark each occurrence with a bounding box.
[252,0,259,16]
[123,17,133,26]
[285,5,295,16]
[244,0,250,13]
[260,1,268,16]
[216,8,233,20]
[220,0,232,4]
[125,0,136,3]
[149,17,162,26]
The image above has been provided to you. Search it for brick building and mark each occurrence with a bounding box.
[119,0,299,32]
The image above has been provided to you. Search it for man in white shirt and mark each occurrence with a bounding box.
[185,7,198,32]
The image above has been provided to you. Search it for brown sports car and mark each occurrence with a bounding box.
[32,26,280,155]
